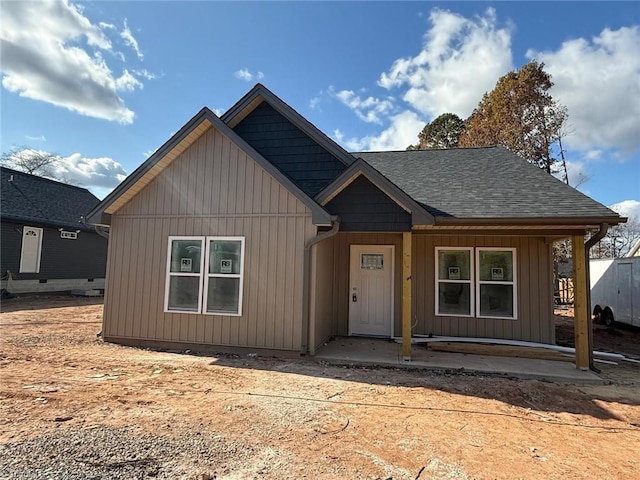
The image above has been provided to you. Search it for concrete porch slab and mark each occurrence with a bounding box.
[315,337,604,384]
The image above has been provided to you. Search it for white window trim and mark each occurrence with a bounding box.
[164,236,206,314]
[204,236,245,317]
[435,247,474,318]
[475,247,517,320]
[164,235,245,316]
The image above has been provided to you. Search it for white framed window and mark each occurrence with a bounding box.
[435,247,517,320]
[164,236,245,316]
[204,237,245,316]
[435,247,474,317]
[20,226,43,273]
[165,237,205,313]
[476,248,517,319]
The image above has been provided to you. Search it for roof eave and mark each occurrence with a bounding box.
[432,215,627,228]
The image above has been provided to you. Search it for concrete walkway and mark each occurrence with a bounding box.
[315,337,604,384]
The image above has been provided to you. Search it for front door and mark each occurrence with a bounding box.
[349,245,394,337]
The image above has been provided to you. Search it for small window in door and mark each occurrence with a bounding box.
[361,253,384,270]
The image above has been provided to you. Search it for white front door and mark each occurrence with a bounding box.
[20,226,43,273]
[349,245,394,337]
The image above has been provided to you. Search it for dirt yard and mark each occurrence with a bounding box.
[1,296,639,479]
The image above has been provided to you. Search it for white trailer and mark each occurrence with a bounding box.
[590,257,640,327]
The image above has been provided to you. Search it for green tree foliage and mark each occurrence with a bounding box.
[407,113,465,150]
[458,60,568,174]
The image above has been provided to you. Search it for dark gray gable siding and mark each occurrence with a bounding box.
[233,101,347,197]
[325,175,411,232]
[1,221,108,280]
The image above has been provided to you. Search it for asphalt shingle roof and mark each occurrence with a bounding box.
[354,146,619,220]
[1,167,100,230]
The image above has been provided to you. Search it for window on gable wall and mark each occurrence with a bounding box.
[165,236,245,315]
[435,247,517,319]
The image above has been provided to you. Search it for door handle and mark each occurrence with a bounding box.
[352,294,357,302]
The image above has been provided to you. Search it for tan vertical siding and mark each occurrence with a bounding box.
[412,234,554,343]
[103,126,316,351]
[323,233,554,344]
[312,236,336,349]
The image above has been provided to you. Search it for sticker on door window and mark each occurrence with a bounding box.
[361,253,384,270]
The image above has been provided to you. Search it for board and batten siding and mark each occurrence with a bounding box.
[412,235,555,344]
[103,126,316,351]
[320,232,554,344]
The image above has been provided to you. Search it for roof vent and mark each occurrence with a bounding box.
[9,175,14,182]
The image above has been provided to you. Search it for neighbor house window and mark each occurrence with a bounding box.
[435,247,473,317]
[476,248,516,319]
[164,236,244,316]
[435,247,517,320]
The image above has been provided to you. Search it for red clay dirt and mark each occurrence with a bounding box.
[1,296,639,479]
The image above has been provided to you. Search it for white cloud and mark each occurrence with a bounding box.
[558,160,590,188]
[333,89,394,124]
[53,153,127,189]
[134,69,158,80]
[609,200,640,222]
[120,18,143,60]
[378,8,513,118]
[309,96,321,109]
[115,69,143,92]
[333,111,425,152]
[0,0,144,123]
[234,68,264,82]
[333,8,512,151]
[2,147,127,196]
[527,26,640,155]
[25,135,46,142]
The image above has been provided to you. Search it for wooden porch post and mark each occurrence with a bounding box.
[572,235,589,370]
[402,231,412,361]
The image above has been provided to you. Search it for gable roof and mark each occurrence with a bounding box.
[356,146,625,226]
[316,157,434,226]
[85,107,332,226]
[1,167,100,231]
[221,83,355,169]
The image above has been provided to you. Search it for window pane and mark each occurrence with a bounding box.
[361,253,384,270]
[438,250,471,280]
[207,277,240,314]
[170,240,202,273]
[209,240,242,275]
[479,284,514,317]
[478,250,513,282]
[167,276,201,311]
[438,283,471,315]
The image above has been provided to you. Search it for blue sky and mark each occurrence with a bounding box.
[1,1,639,218]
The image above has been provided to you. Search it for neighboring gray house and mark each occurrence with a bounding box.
[87,84,624,368]
[1,167,108,294]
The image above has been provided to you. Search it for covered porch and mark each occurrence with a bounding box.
[308,230,594,371]
[315,337,604,384]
